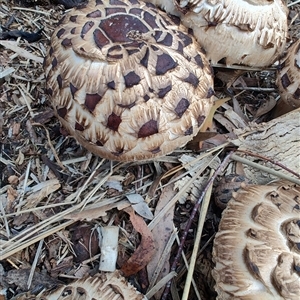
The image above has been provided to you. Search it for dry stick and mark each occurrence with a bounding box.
[231,154,300,185]
[32,122,66,170]
[288,0,300,7]
[235,149,300,179]
[182,169,214,300]
[27,239,44,289]
[161,151,234,300]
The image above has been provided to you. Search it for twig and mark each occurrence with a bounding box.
[231,154,300,185]
[31,122,66,170]
[288,0,300,7]
[161,151,234,300]
[182,169,214,300]
[27,239,44,289]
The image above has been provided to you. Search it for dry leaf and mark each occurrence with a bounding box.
[104,175,124,192]
[70,224,99,263]
[5,269,61,292]
[121,207,155,276]
[147,180,176,299]
[8,175,19,185]
[24,179,61,209]
[7,186,18,203]
[125,194,154,220]
[65,200,130,221]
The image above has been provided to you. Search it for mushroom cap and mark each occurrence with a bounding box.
[11,271,146,299]
[151,0,288,66]
[44,0,214,161]
[276,39,300,109]
[212,181,300,300]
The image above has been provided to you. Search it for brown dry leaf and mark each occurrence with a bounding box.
[223,107,248,129]
[7,186,18,204]
[186,131,217,151]
[73,264,91,278]
[8,175,19,185]
[232,97,248,122]
[11,122,21,136]
[121,206,156,277]
[25,120,39,145]
[214,69,245,88]
[147,180,176,299]
[24,179,61,209]
[50,256,74,278]
[70,224,99,263]
[65,199,130,221]
[200,133,236,151]
[15,150,25,165]
[4,268,61,292]
[245,96,277,118]
[32,109,55,124]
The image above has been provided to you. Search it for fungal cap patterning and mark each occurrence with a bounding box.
[44,0,214,161]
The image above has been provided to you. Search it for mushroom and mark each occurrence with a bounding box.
[44,0,214,162]
[149,0,288,67]
[212,181,300,300]
[275,39,300,114]
[11,271,146,299]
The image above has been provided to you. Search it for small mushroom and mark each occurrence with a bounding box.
[44,0,214,161]
[212,181,300,300]
[150,0,288,66]
[276,39,300,113]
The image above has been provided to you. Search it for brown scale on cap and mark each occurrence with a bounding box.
[44,0,214,161]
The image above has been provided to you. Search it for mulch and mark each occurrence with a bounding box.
[0,0,299,299]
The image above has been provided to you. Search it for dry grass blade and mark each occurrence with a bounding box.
[182,169,214,300]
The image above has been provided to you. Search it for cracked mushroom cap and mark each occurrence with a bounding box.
[212,181,300,300]
[150,0,288,67]
[11,271,146,300]
[276,39,300,109]
[44,0,214,161]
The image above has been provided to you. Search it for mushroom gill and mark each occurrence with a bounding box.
[212,181,300,300]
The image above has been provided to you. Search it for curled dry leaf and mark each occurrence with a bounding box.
[213,181,300,300]
[11,271,146,300]
[121,207,156,277]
